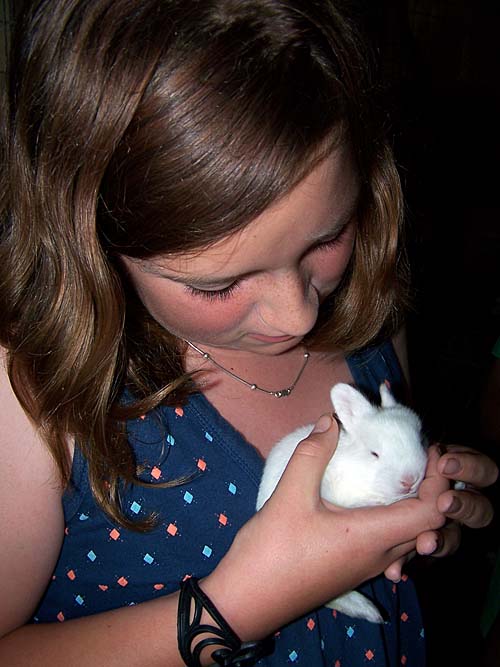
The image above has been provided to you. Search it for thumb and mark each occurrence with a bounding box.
[276,414,339,508]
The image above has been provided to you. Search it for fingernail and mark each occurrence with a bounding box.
[312,414,332,433]
[444,496,462,514]
[420,539,437,556]
[443,458,461,475]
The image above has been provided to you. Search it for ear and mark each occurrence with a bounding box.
[330,383,375,432]
[379,382,397,408]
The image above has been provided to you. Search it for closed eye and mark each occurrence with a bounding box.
[370,451,379,459]
[184,281,241,301]
[311,221,352,253]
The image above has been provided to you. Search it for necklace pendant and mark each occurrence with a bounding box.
[273,388,291,398]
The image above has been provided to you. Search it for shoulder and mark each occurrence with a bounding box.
[0,348,65,637]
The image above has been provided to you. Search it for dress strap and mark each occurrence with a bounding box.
[346,339,405,402]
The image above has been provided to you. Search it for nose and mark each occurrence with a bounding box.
[257,271,319,337]
[400,475,418,495]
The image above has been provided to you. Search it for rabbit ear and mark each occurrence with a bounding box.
[330,383,375,431]
[379,382,397,408]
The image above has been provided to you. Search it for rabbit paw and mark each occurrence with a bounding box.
[325,590,384,623]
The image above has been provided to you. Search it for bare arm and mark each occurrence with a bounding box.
[0,352,65,636]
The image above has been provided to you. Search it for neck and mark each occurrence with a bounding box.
[184,340,310,398]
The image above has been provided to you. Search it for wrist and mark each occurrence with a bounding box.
[177,577,274,667]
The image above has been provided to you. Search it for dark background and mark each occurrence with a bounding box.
[366,2,500,666]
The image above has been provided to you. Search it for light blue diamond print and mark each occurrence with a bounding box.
[289,650,298,662]
[346,626,355,638]
[202,545,213,558]
[130,501,141,514]
[184,491,193,504]
[75,595,84,606]
[228,483,237,495]
[79,513,89,521]
[143,553,154,565]
[205,432,213,442]
[87,550,96,562]
[420,628,425,639]
[167,434,175,446]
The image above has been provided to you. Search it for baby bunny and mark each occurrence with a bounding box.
[256,382,428,623]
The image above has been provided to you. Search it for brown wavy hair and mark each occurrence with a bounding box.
[0,0,407,527]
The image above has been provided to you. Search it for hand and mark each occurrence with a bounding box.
[204,416,447,640]
[389,446,462,579]
[429,444,498,555]
[415,444,497,561]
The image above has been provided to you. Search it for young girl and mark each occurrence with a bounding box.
[0,1,496,665]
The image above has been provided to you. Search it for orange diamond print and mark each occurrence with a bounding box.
[57,612,65,622]
[109,528,120,541]
[218,513,228,526]
[154,583,165,590]
[401,656,407,665]
[167,523,178,536]
[401,574,408,582]
[175,407,184,417]
[401,612,409,622]
[335,661,341,667]
[306,618,315,631]
[67,569,76,580]
[151,466,161,480]
[365,649,375,661]
[117,576,128,587]
[98,585,108,591]
[197,458,207,471]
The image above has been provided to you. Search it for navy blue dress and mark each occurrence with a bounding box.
[33,341,426,666]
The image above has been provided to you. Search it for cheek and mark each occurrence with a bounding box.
[141,287,252,341]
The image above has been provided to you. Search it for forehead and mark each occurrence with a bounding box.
[141,144,359,278]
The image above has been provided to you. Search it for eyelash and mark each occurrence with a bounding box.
[313,225,349,252]
[184,281,241,301]
[185,225,350,301]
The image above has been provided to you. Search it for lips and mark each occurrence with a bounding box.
[247,333,297,343]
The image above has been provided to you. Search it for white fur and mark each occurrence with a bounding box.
[256,383,428,623]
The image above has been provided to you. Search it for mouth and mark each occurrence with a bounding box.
[247,334,297,343]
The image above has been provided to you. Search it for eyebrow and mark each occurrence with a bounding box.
[145,198,359,287]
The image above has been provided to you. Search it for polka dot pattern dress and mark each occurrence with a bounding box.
[33,341,426,666]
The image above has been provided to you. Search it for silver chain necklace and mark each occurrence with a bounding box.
[186,341,310,398]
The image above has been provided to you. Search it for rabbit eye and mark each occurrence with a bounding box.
[370,451,379,459]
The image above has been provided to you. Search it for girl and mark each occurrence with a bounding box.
[0,1,496,665]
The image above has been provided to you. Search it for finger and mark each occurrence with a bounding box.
[418,446,451,502]
[384,556,410,583]
[437,447,499,488]
[437,489,495,528]
[416,523,462,557]
[278,414,339,508]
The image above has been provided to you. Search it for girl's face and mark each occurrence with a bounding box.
[122,145,359,356]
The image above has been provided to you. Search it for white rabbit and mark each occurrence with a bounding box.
[256,382,428,623]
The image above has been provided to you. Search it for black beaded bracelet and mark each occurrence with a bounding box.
[177,577,275,667]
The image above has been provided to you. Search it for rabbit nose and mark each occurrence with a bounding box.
[400,475,417,494]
